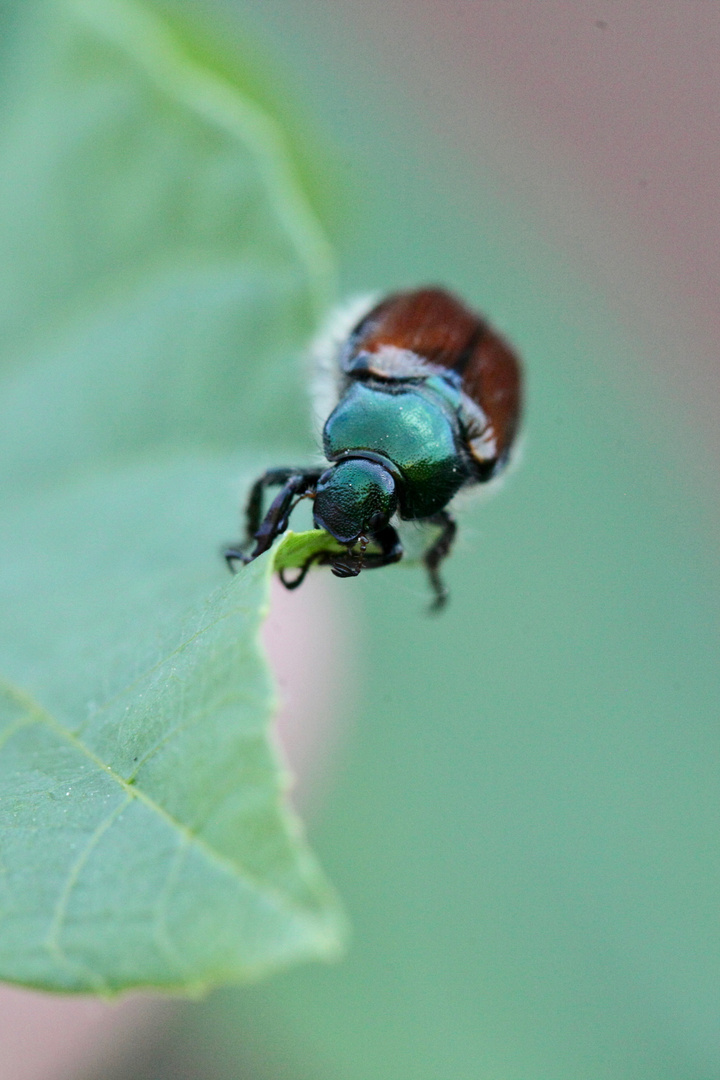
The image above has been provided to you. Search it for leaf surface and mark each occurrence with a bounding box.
[0,0,343,993]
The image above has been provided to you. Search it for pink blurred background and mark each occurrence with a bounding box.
[325,0,719,443]
[3,3,717,1077]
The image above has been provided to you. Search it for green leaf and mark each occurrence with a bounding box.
[274,530,345,570]
[0,537,344,995]
[0,0,343,993]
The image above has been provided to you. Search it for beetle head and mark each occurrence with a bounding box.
[313,458,397,575]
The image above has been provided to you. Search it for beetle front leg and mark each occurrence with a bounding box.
[243,468,310,544]
[422,510,457,610]
[225,468,321,571]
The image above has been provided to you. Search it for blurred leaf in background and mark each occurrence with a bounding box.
[0,0,344,993]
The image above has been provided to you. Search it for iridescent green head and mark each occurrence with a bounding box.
[313,458,397,546]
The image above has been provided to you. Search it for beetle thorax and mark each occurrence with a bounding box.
[322,380,470,519]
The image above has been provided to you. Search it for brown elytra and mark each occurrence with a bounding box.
[347,287,522,466]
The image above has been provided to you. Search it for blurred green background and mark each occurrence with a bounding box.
[4,1,720,1077]
[119,3,720,1078]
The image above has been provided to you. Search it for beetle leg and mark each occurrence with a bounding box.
[224,545,246,573]
[422,510,457,611]
[357,523,404,570]
[247,474,317,560]
[244,468,321,543]
[225,468,322,571]
[279,555,321,591]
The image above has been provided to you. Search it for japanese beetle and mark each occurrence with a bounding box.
[226,287,522,608]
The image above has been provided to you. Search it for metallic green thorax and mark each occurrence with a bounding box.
[323,378,470,519]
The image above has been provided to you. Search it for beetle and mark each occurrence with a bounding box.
[225,287,522,608]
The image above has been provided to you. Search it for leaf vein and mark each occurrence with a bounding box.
[0,679,322,931]
[152,834,190,976]
[128,688,264,779]
[75,598,260,737]
[45,793,133,993]
[0,715,41,757]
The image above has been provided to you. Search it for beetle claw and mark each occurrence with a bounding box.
[224,547,252,573]
[331,553,363,578]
